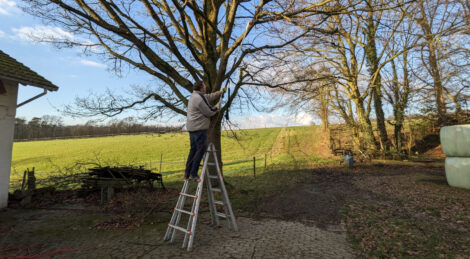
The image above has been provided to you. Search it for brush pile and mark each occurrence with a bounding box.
[81,166,165,203]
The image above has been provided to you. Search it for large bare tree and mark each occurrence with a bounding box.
[410,0,466,125]
[267,0,418,154]
[382,14,420,152]
[21,0,342,166]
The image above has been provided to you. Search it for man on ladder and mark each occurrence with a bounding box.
[165,82,237,251]
[184,81,225,180]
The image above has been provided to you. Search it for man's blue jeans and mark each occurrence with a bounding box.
[185,130,208,178]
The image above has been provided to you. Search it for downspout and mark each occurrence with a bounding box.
[17,89,47,108]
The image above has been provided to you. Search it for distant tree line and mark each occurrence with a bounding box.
[14,115,182,141]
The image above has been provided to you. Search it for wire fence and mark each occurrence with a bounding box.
[9,144,319,190]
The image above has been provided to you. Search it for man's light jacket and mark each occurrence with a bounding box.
[186,90,222,132]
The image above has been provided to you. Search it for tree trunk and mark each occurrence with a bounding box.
[427,41,447,125]
[417,0,447,125]
[394,109,405,151]
[356,104,379,151]
[372,85,389,150]
[319,90,330,132]
[319,94,333,152]
[364,9,389,150]
[207,115,223,176]
[390,55,410,153]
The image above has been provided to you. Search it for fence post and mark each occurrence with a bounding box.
[264,154,267,169]
[21,170,27,193]
[253,156,256,178]
[28,167,36,192]
[159,153,163,173]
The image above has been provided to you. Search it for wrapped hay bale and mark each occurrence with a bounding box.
[445,157,470,190]
[441,125,470,189]
[440,125,470,157]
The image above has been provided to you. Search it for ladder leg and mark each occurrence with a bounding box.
[182,191,197,248]
[205,172,219,227]
[165,180,188,241]
[171,181,189,242]
[183,152,209,249]
[186,158,207,251]
[213,150,231,229]
[213,148,239,232]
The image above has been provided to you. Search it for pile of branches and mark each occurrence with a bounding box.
[82,166,165,190]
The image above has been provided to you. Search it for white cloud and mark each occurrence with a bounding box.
[79,59,106,68]
[12,25,76,43]
[0,0,18,15]
[233,112,314,129]
[0,30,5,38]
[11,25,99,52]
[295,112,315,125]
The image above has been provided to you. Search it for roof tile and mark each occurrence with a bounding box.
[0,50,58,91]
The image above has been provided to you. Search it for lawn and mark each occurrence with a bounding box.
[10,126,329,188]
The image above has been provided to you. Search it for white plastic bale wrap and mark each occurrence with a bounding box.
[440,124,470,157]
[445,157,470,190]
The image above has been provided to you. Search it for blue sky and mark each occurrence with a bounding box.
[0,0,314,128]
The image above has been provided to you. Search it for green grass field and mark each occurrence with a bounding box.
[10,126,331,188]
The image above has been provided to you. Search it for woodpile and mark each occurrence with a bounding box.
[81,166,165,204]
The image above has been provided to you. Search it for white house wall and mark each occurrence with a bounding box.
[0,79,18,208]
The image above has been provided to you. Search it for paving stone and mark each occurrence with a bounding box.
[70,215,354,258]
[1,206,354,259]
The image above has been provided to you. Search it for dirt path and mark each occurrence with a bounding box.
[270,127,287,155]
[254,168,375,229]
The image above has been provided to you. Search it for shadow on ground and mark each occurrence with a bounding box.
[1,161,469,258]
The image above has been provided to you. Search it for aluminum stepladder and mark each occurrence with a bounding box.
[164,142,238,251]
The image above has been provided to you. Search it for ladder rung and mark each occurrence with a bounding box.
[175,208,194,216]
[179,192,197,199]
[168,224,190,234]
[216,212,227,218]
[165,143,238,249]
[213,200,224,206]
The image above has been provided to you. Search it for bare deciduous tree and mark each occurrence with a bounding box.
[21,0,344,166]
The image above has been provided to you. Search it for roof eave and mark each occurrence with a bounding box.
[0,75,59,91]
